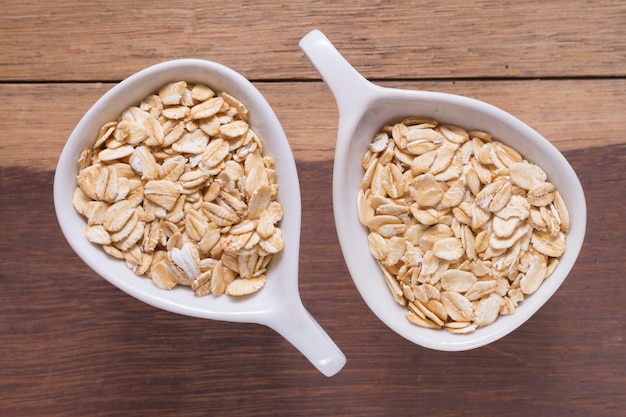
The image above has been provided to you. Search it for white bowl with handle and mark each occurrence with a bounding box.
[300,30,586,351]
[54,58,346,376]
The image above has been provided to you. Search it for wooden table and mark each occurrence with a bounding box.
[1,1,625,416]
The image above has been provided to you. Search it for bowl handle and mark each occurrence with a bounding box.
[263,299,346,377]
[299,30,376,122]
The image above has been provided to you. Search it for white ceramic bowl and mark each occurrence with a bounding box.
[300,30,586,351]
[54,59,345,376]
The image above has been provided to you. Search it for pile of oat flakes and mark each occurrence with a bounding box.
[358,117,569,333]
[72,81,283,297]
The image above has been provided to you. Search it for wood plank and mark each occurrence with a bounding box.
[0,79,624,170]
[1,0,625,81]
[0,143,625,416]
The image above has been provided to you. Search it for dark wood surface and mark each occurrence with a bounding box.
[1,1,625,416]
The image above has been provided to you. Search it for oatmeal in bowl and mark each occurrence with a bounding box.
[54,59,346,376]
[300,29,585,351]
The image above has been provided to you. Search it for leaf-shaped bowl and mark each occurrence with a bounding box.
[54,58,346,376]
[300,30,586,351]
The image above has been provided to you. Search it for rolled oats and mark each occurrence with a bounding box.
[73,81,284,297]
[359,117,569,332]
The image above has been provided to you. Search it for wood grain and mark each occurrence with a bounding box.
[1,0,625,416]
[1,78,624,170]
[1,145,625,416]
[1,1,625,81]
